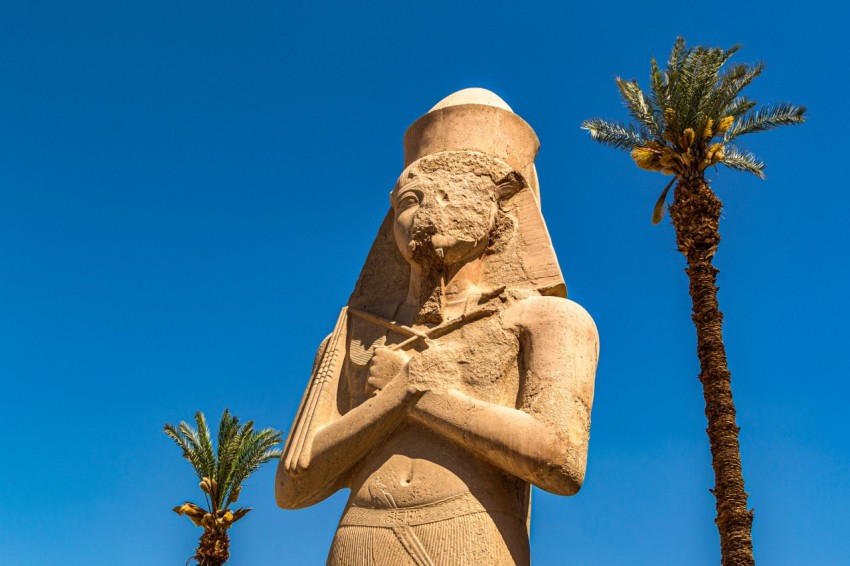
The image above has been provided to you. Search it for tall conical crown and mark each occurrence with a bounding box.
[403,88,541,200]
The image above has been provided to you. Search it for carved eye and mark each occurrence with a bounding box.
[397,191,420,211]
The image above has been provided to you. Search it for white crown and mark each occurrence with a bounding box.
[403,88,540,175]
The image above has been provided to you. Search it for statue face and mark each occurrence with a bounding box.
[392,173,498,269]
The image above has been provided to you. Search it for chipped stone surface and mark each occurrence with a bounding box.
[277,89,599,565]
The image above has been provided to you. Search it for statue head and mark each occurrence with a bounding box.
[347,88,567,314]
[391,151,524,271]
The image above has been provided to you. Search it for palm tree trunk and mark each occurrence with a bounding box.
[669,177,755,566]
[195,528,230,566]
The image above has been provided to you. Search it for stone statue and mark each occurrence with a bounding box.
[276,88,599,565]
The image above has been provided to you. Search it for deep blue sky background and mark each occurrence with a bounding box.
[1,1,846,564]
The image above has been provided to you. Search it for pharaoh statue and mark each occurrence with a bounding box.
[276,88,599,565]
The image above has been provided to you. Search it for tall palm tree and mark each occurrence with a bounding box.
[164,409,282,566]
[582,39,805,565]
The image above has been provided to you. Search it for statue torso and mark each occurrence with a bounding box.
[343,297,528,513]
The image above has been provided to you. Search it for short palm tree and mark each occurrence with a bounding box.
[582,39,805,565]
[164,409,282,566]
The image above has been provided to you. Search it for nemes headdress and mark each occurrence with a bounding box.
[349,88,566,310]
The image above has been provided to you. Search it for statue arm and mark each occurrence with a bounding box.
[407,296,599,495]
[276,359,420,510]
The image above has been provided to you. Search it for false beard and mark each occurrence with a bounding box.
[408,238,447,325]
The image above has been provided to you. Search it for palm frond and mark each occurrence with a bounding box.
[694,46,742,128]
[675,45,724,129]
[164,423,207,476]
[719,146,765,178]
[219,419,255,507]
[649,57,668,126]
[723,96,758,119]
[726,103,807,140]
[718,62,765,111]
[666,37,688,78]
[227,427,283,496]
[173,501,207,527]
[616,78,659,136]
[214,409,241,506]
[581,118,648,151]
[669,44,696,127]
[651,177,677,224]
[194,412,217,480]
[231,507,252,523]
[176,420,215,478]
[691,62,763,132]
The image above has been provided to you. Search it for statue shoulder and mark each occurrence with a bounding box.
[504,295,598,342]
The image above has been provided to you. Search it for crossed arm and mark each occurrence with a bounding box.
[408,296,598,495]
[275,370,420,509]
[275,296,599,508]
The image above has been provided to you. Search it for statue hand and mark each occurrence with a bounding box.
[365,346,411,397]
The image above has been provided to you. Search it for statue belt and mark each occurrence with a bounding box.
[339,492,488,528]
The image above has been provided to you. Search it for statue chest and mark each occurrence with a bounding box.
[346,311,521,408]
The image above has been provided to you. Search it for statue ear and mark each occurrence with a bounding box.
[496,171,527,202]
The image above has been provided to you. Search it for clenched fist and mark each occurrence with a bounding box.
[365,346,411,397]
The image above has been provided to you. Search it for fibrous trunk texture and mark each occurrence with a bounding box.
[195,528,230,566]
[669,177,755,566]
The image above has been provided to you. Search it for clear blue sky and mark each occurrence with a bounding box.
[1,1,846,564]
